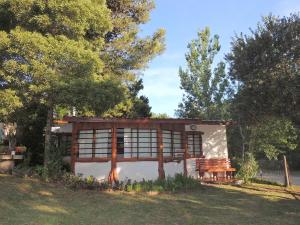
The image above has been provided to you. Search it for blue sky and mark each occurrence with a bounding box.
[139,0,300,117]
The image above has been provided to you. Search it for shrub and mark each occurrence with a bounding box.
[250,178,282,186]
[61,173,110,190]
[237,152,259,183]
[34,165,49,180]
[120,173,200,193]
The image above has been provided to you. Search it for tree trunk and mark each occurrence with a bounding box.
[283,155,291,187]
[238,118,245,161]
[44,106,53,167]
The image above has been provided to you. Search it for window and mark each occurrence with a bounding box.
[78,130,93,158]
[123,128,157,158]
[76,128,159,159]
[163,130,182,157]
[95,129,112,158]
[77,129,111,158]
[187,132,202,157]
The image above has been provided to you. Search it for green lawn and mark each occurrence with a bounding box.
[1,174,300,225]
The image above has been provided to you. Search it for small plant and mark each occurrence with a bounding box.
[122,174,200,193]
[237,152,259,183]
[61,173,109,190]
[34,165,49,180]
[85,175,97,189]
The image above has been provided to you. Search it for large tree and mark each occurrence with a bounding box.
[226,14,300,160]
[176,27,232,119]
[226,14,300,124]
[101,0,165,117]
[0,0,164,167]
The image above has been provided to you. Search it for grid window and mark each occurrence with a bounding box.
[187,133,202,157]
[95,129,112,157]
[163,130,183,157]
[77,129,111,159]
[123,128,157,158]
[78,130,93,158]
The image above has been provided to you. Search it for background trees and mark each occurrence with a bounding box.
[177,15,299,163]
[226,14,300,162]
[226,14,300,124]
[176,27,232,120]
[0,0,165,166]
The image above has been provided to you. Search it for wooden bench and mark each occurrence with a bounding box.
[196,158,236,181]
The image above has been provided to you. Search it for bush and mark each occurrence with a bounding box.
[34,165,49,180]
[120,173,200,193]
[250,178,282,186]
[236,152,259,183]
[61,173,109,190]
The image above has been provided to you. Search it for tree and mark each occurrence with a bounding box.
[0,0,165,167]
[151,113,170,119]
[0,89,22,122]
[226,14,300,124]
[247,117,297,160]
[176,27,232,119]
[127,79,152,118]
[101,0,165,118]
[102,78,152,118]
[104,0,165,79]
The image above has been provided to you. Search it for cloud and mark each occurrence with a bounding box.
[141,67,182,97]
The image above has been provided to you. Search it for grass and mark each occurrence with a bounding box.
[0,174,300,225]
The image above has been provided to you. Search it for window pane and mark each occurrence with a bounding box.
[163,130,171,156]
[187,133,202,157]
[95,129,111,157]
[78,130,93,158]
[173,132,182,156]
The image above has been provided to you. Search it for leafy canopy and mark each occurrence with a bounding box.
[248,117,297,160]
[226,14,300,123]
[176,27,231,119]
[0,0,125,119]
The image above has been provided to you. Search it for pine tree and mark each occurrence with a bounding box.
[0,0,165,166]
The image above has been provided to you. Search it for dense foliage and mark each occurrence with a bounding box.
[236,152,259,183]
[0,0,165,167]
[176,27,232,119]
[226,14,300,124]
[61,173,200,192]
[247,117,297,159]
[226,14,300,161]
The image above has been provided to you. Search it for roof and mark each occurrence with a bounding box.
[63,116,232,125]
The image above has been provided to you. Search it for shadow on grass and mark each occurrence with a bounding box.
[0,175,300,225]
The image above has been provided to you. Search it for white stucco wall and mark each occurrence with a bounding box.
[164,161,184,177]
[117,161,158,182]
[199,125,228,159]
[75,162,111,181]
[186,159,198,179]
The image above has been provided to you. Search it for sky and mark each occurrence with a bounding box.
[139,0,300,117]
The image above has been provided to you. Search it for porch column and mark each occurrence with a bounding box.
[182,132,188,176]
[157,125,165,180]
[71,122,78,173]
[109,125,118,184]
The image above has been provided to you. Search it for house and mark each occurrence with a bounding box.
[53,117,232,183]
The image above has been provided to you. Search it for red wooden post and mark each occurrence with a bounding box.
[71,122,78,174]
[109,124,118,184]
[157,125,165,180]
[182,132,188,176]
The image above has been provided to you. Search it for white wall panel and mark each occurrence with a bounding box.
[75,162,111,181]
[199,125,228,159]
[164,161,184,177]
[117,161,158,181]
